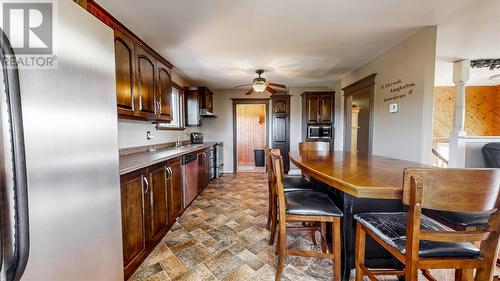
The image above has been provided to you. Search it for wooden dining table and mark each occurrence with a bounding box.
[289,151,427,281]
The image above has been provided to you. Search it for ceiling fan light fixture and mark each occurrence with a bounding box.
[252,81,267,93]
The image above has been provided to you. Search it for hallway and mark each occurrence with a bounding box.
[129,173,459,281]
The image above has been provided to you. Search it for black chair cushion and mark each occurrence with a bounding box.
[355,212,480,258]
[424,209,490,230]
[482,142,500,168]
[283,176,312,192]
[285,190,343,217]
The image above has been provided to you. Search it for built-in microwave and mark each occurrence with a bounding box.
[308,125,332,139]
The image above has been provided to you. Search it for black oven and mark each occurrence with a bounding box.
[307,125,332,139]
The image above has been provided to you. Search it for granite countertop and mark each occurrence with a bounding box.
[119,141,222,175]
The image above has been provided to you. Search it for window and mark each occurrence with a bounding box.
[157,86,184,129]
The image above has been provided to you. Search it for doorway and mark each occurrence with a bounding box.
[343,74,376,154]
[232,99,269,173]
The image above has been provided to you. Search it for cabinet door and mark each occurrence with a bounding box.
[121,170,149,277]
[318,95,333,122]
[149,165,169,244]
[136,47,156,114]
[114,31,136,112]
[197,152,207,192]
[157,63,172,121]
[167,159,183,222]
[305,95,319,122]
[272,99,288,115]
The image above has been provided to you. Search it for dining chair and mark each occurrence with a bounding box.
[271,149,343,280]
[265,147,317,245]
[354,168,500,281]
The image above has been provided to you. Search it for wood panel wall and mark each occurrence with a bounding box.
[236,104,266,166]
[433,86,500,137]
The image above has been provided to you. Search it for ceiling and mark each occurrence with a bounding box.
[434,0,500,86]
[97,0,486,89]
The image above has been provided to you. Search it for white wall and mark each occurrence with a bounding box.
[117,69,195,149]
[340,26,437,164]
[200,87,337,173]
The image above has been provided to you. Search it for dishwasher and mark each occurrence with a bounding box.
[182,153,199,208]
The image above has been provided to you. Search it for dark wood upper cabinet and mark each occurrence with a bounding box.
[120,169,149,279]
[88,2,174,123]
[167,158,183,223]
[302,92,334,124]
[156,63,172,121]
[148,164,169,244]
[114,31,136,112]
[136,47,156,115]
[319,95,333,122]
[305,95,319,122]
[185,87,216,126]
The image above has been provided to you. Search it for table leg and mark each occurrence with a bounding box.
[341,194,355,281]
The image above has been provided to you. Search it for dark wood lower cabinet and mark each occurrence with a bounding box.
[148,164,169,244]
[197,149,210,193]
[120,169,149,279]
[167,160,182,222]
[120,157,183,280]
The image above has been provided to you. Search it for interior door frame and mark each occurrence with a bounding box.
[232,98,270,173]
[342,73,376,154]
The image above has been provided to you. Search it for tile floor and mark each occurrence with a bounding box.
[129,173,491,281]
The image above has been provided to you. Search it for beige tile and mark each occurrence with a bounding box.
[237,249,266,271]
[222,264,255,281]
[203,250,245,279]
[172,263,217,281]
[159,255,187,279]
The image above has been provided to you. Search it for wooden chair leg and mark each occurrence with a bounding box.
[269,199,277,245]
[310,223,318,246]
[319,222,327,253]
[275,217,287,280]
[455,269,473,281]
[405,263,418,281]
[266,183,272,230]
[333,219,341,281]
[355,223,366,281]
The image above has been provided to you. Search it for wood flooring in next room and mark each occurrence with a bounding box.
[129,173,495,281]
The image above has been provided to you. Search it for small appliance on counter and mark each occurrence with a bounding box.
[190,132,204,144]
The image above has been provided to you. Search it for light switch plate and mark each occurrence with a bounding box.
[389,103,398,113]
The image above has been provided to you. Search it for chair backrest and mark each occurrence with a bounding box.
[299,141,330,152]
[265,146,272,181]
[270,149,287,221]
[402,168,500,213]
[402,168,500,278]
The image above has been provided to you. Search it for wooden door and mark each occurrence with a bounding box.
[318,95,333,123]
[236,104,266,167]
[148,164,169,244]
[157,63,172,121]
[120,170,149,278]
[305,95,319,123]
[114,31,136,113]
[167,159,183,223]
[136,47,156,115]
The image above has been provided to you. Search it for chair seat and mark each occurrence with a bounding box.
[424,209,490,229]
[285,190,343,217]
[283,176,312,192]
[355,212,480,258]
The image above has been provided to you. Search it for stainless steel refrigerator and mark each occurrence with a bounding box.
[0,1,123,280]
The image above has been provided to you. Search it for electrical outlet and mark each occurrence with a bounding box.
[389,103,398,113]
[146,131,154,140]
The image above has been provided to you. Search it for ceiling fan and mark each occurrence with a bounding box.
[233,69,287,95]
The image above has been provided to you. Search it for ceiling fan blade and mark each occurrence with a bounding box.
[233,83,253,88]
[268,82,287,89]
[266,86,277,95]
[245,88,254,95]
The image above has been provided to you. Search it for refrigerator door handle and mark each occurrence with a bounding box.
[0,28,30,281]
